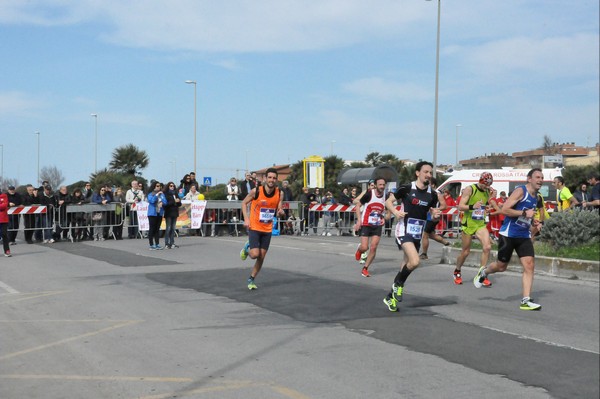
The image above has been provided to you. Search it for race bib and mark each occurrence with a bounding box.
[259,208,275,223]
[515,216,531,229]
[407,218,424,239]
[368,211,383,226]
[472,208,485,220]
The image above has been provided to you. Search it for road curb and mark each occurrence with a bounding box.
[441,247,599,282]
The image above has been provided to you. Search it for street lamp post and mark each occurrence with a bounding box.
[427,0,442,178]
[35,131,40,185]
[455,124,462,167]
[330,140,336,155]
[91,113,98,173]
[185,80,197,174]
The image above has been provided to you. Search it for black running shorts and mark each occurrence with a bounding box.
[248,230,272,251]
[497,235,535,263]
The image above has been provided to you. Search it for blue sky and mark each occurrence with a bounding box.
[1,0,598,187]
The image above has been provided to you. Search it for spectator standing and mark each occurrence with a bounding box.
[338,187,353,236]
[553,176,579,211]
[321,191,337,236]
[179,174,193,196]
[184,184,202,236]
[189,172,199,191]
[38,185,57,243]
[299,187,311,235]
[54,185,71,241]
[91,186,110,241]
[573,183,589,209]
[162,181,182,249]
[226,177,240,236]
[0,190,10,256]
[126,180,144,239]
[6,185,23,245]
[112,187,126,240]
[583,173,600,210]
[239,172,256,200]
[280,180,293,219]
[147,181,167,250]
[22,184,38,244]
[70,188,86,241]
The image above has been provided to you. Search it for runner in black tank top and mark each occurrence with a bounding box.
[382,161,441,312]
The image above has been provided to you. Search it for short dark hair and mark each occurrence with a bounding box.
[587,172,599,180]
[265,167,278,177]
[415,161,433,172]
[374,177,386,185]
[527,168,543,178]
[554,176,565,184]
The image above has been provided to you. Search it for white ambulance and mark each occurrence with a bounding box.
[437,167,562,203]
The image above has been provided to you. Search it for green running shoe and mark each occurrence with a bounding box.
[247,277,257,290]
[383,296,398,312]
[473,266,486,288]
[240,241,250,261]
[392,283,403,302]
[520,297,541,311]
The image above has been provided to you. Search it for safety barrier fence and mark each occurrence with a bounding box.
[6,202,465,241]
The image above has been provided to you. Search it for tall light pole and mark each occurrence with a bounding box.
[185,80,197,174]
[35,131,40,185]
[330,140,336,155]
[455,124,462,167]
[427,0,441,178]
[91,113,98,173]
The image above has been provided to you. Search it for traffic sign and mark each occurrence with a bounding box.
[203,177,212,186]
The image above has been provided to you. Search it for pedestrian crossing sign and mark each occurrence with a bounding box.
[203,177,212,186]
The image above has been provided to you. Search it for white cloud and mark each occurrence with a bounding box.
[456,33,599,79]
[0,91,44,116]
[342,77,432,102]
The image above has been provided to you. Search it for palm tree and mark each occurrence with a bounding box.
[109,144,149,176]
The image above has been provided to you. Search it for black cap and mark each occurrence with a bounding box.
[8,185,15,190]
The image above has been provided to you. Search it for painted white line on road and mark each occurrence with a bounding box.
[442,316,600,355]
[0,280,19,294]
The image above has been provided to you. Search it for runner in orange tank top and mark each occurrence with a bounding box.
[240,168,285,290]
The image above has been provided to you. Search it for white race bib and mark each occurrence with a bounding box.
[368,211,383,226]
[472,208,485,220]
[407,218,424,239]
[259,208,275,223]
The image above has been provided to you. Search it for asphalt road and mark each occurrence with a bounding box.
[1,233,598,399]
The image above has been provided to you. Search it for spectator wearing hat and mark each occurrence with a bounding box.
[7,185,22,245]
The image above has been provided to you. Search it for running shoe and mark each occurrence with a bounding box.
[392,283,404,302]
[240,241,250,261]
[482,277,492,287]
[383,296,398,312]
[453,271,463,285]
[520,297,541,311]
[420,253,428,260]
[359,251,368,264]
[361,267,370,278]
[4,251,11,257]
[247,277,257,290]
[155,245,163,250]
[473,266,486,288]
[149,245,157,250]
[355,245,362,261]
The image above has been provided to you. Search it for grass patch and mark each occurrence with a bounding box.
[450,238,599,261]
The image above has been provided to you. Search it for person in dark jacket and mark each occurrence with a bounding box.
[22,184,38,244]
[38,185,57,243]
[162,181,182,249]
[6,185,23,244]
[54,186,71,241]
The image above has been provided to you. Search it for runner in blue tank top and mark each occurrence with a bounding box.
[473,168,544,311]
